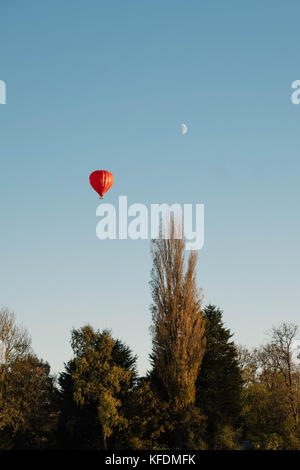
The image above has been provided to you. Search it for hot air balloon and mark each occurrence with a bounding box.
[89,170,114,199]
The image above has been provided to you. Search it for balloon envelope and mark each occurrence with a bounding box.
[89,170,114,198]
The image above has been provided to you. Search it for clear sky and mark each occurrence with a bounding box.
[0,1,299,376]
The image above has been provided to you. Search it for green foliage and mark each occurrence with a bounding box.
[241,379,300,449]
[56,360,102,449]
[122,378,207,450]
[196,305,243,448]
[123,378,171,449]
[1,307,300,450]
[0,354,57,449]
[254,433,284,450]
[213,425,240,450]
[165,405,207,450]
[240,324,300,450]
[57,326,137,449]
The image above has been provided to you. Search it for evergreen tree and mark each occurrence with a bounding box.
[56,360,101,449]
[196,305,243,448]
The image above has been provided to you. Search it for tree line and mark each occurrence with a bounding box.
[0,233,300,450]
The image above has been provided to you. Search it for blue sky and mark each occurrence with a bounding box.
[0,1,299,375]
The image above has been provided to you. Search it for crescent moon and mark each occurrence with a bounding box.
[181,123,188,135]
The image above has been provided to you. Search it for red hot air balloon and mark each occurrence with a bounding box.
[89,170,114,199]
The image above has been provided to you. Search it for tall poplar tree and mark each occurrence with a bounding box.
[150,226,206,410]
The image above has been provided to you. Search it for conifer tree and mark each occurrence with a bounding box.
[196,305,243,448]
